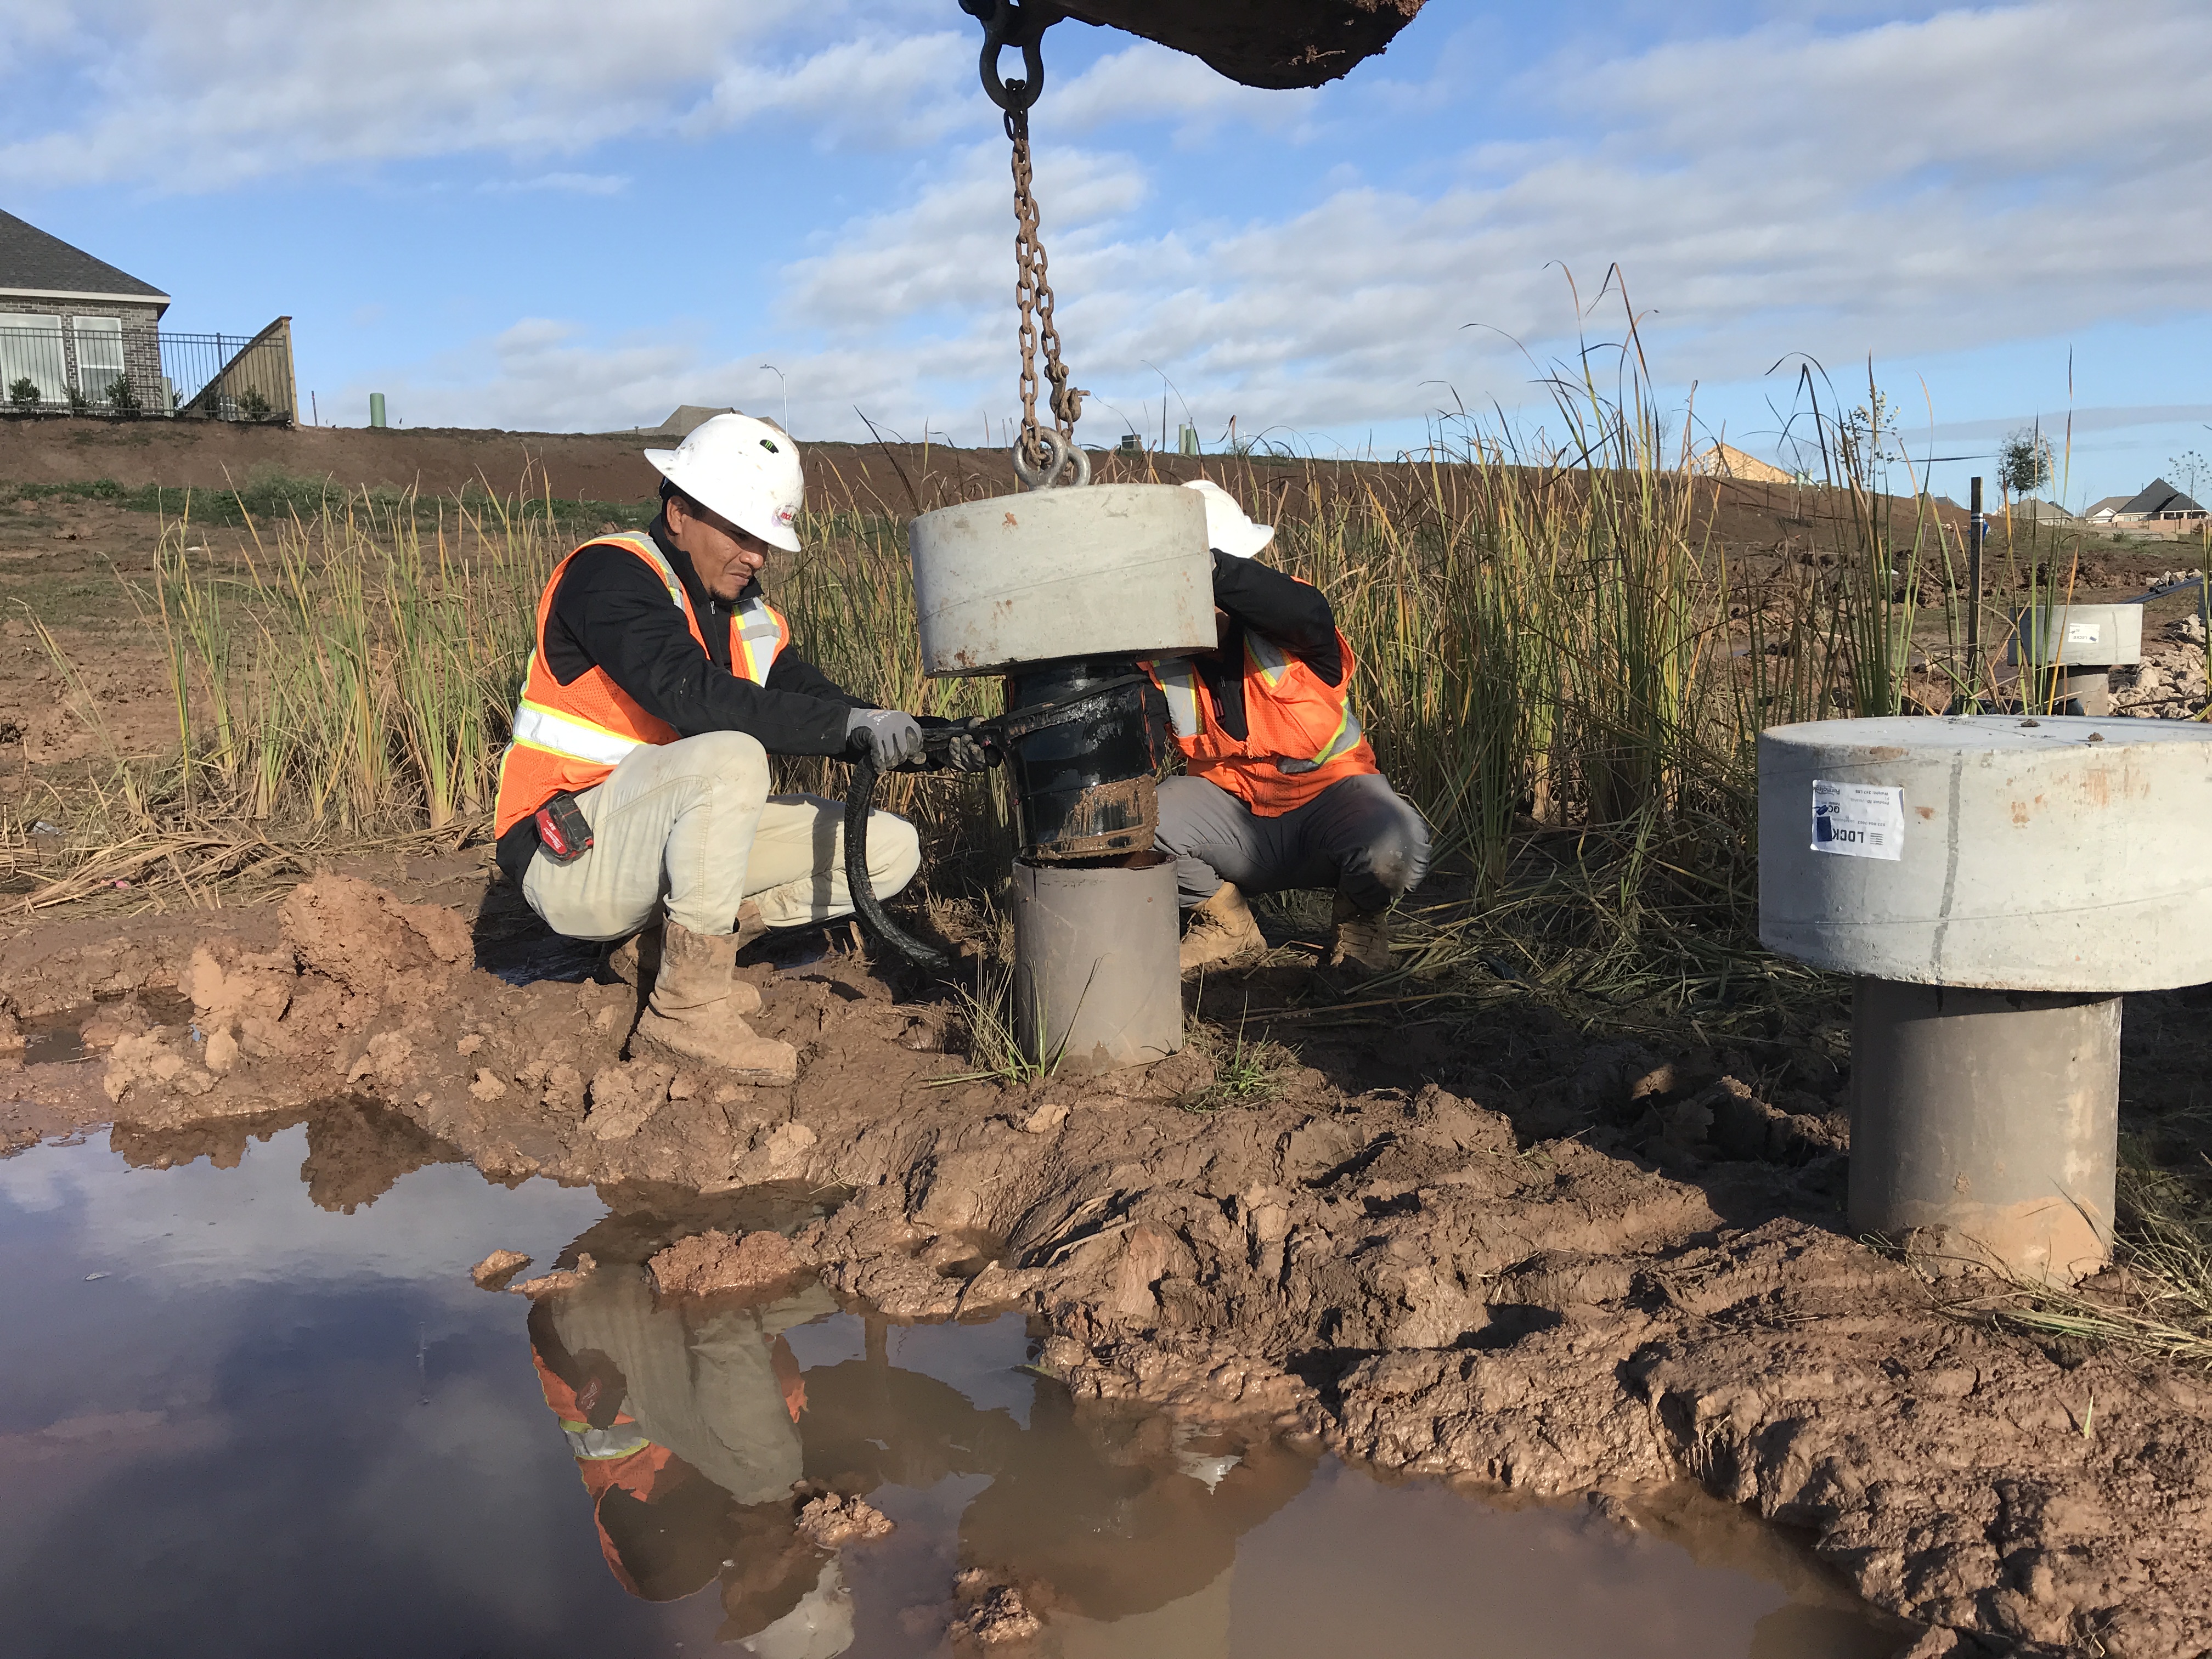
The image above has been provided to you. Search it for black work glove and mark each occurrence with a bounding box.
[845,708,925,769]
[935,716,996,773]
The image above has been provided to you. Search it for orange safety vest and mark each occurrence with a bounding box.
[1145,620,1378,816]
[493,532,791,837]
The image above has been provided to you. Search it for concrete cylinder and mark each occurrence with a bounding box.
[909,483,1214,676]
[1850,978,2119,1284]
[1009,854,1182,1073]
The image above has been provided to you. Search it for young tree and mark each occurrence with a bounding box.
[1997,427,2053,499]
[2167,449,2208,501]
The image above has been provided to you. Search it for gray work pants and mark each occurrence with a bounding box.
[1154,772,1431,913]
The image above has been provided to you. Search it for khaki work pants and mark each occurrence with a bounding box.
[521,730,922,941]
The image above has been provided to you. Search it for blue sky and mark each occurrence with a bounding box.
[5,0,2209,506]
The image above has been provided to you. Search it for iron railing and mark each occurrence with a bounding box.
[0,317,295,423]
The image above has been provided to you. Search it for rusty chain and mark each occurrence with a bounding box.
[963,0,1085,486]
[1007,103,1084,473]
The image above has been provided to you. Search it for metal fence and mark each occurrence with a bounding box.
[0,316,295,423]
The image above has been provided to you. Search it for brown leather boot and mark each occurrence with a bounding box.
[628,918,796,1082]
[1325,894,1393,977]
[1178,882,1267,975]
[604,905,765,1014]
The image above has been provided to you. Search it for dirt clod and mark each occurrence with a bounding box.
[646,1228,808,1300]
[509,1252,596,1298]
[950,1572,1041,1648]
[470,1248,531,1290]
[794,1493,894,1548]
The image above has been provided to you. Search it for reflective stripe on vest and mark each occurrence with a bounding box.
[1149,658,1204,738]
[509,684,648,768]
[560,1419,654,1462]
[732,596,786,684]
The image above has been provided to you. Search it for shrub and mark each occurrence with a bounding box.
[6,376,38,410]
[105,374,141,415]
[236,388,272,421]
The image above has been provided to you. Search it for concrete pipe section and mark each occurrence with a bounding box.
[2006,602,2144,717]
[1010,854,1184,1071]
[1759,715,2212,1283]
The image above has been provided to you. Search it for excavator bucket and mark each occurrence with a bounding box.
[1060,0,1425,89]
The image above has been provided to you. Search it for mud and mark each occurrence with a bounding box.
[649,1227,811,1300]
[4,871,2210,1655]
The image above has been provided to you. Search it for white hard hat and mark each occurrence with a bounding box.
[646,412,805,553]
[1182,478,1274,559]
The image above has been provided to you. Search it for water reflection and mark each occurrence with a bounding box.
[523,1210,1311,1657]
[0,1122,1900,1659]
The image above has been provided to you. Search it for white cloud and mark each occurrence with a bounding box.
[477,172,630,196]
[0,0,953,189]
[142,0,2212,461]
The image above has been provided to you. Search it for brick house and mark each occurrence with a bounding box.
[0,209,170,411]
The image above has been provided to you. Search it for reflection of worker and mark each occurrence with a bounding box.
[1148,479,1431,977]
[526,1235,1310,1656]
[490,413,939,1082]
[527,1267,854,1656]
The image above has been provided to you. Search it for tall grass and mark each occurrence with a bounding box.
[47,361,1925,979]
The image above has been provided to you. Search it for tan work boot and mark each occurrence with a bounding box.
[1179,882,1267,975]
[1325,894,1394,977]
[604,905,766,1013]
[628,918,796,1082]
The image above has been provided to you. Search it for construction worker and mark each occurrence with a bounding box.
[492,413,951,1084]
[1149,479,1430,977]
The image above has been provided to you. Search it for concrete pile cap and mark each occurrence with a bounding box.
[2004,603,2145,668]
[1758,715,2212,992]
[908,483,1214,677]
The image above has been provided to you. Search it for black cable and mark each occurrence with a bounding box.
[843,740,951,970]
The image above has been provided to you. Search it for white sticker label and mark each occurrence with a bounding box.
[2066,622,2102,646]
[1811,780,1905,861]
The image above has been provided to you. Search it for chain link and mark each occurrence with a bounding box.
[1005,106,1083,476]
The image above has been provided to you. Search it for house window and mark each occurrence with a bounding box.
[73,315,127,401]
[0,314,69,404]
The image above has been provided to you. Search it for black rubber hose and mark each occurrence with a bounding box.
[843,742,950,970]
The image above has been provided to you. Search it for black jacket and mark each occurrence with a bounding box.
[1192,549,1344,742]
[495,515,868,884]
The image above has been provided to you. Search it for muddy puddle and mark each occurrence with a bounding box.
[0,1119,1899,1658]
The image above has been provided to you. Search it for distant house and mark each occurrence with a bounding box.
[2006,499,2080,526]
[0,210,169,411]
[1693,441,1795,485]
[0,210,296,421]
[2114,478,2208,522]
[2085,496,2132,523]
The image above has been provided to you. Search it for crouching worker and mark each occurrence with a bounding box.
[492,413,936,1084]
[1148,480,1431,978]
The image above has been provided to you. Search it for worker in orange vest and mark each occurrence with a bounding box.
[492,413,978,1082]
[1148,481,1430,977]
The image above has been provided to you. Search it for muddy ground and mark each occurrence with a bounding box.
[3,868,2210,1659]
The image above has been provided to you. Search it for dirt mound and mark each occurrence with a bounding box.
[6,873,2209,1654]
[647,1228,809,1300]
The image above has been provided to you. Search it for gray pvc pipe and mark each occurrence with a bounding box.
[1009,854,1183,1073]
[1850,977,2119,1284]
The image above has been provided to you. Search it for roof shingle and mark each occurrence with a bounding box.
[0,210,168,306]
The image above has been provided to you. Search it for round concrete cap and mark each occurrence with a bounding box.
[909,484,1214,676]
[1758,715,2212,990]
[2004,603,2144,669]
